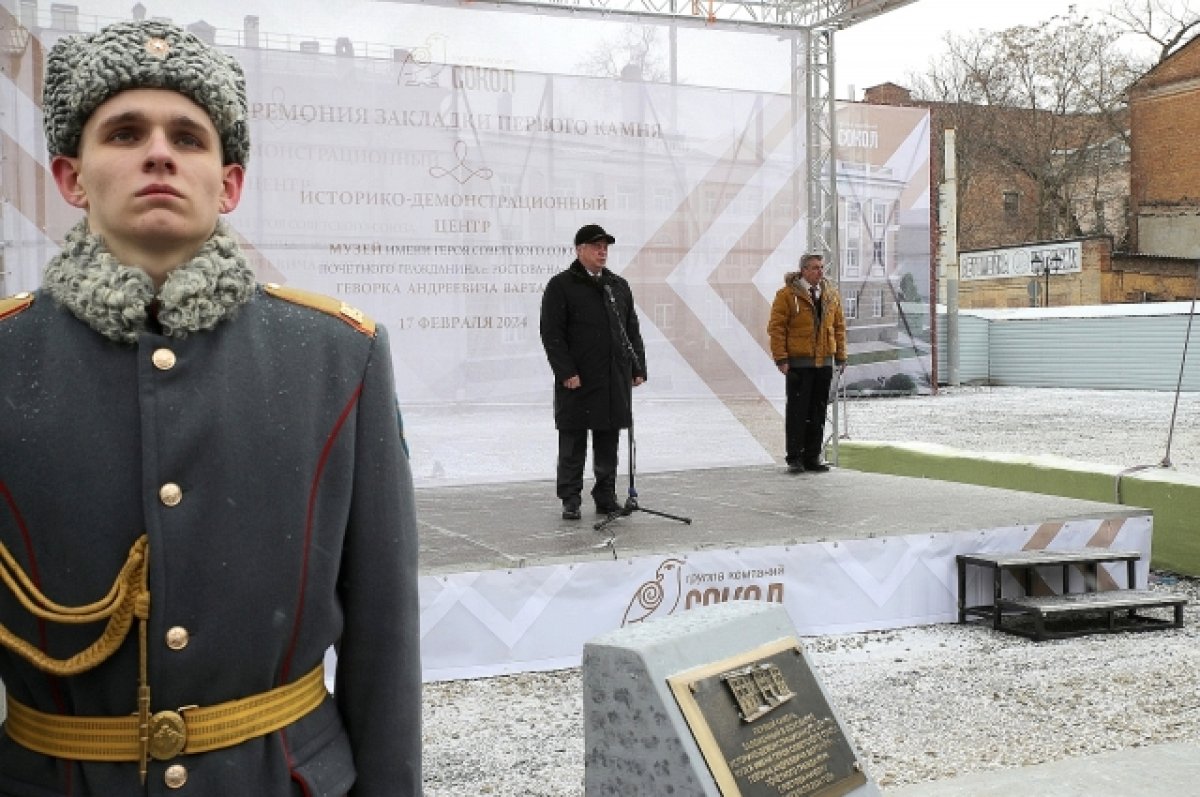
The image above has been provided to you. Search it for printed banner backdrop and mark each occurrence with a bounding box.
[411,516,1149,682]
[1,15,932,476]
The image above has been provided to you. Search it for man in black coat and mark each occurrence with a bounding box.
[0,20,420,796]
[540,225,647,520]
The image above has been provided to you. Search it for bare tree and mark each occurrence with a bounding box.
[577,25,668,82]
[912,9,1147,246]
[1107,0,1200,62]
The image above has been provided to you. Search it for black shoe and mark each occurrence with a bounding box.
[562,502,581,520]
[595,499,623,515]
[803,461,830,473]
[787,462,805,474]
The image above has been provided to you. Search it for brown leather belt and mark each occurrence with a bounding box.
[4,664,327,763]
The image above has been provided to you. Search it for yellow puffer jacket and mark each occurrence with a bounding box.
[767,272,847,367]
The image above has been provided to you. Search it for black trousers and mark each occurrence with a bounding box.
[556,428,620,506]
[784,365,833,466]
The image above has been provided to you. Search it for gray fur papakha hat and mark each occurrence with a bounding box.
[43,20,249,165]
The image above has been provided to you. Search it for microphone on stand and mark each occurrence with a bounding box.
[604,283,642,373]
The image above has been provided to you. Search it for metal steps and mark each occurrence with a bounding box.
[996,589,1187,640]
[957,549,1188,640]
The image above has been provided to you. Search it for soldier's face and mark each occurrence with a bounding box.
[51,89,243,273]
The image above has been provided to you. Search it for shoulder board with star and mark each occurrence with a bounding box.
[0,292,35,322]
[263,283,376,337]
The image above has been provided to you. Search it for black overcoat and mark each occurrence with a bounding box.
[539,261,647,431]
[0,288,421,796]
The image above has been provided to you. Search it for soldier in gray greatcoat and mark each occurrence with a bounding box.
[0,20,421,796]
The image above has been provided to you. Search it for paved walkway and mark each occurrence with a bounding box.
[887,742,1200,796]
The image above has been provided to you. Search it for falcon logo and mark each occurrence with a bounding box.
[621,558,686,626]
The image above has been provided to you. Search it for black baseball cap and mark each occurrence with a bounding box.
[574,224,616,246]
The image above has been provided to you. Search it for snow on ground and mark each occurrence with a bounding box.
[834,385,1200,475]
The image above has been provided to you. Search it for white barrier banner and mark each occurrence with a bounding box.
[416,516,1151,682]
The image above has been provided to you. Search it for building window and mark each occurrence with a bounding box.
[1003,191,1020,217]
[872,240,885,272]
[872,201,888,226]
[871,290,883,318]
[616,183,636,211]
[846,200,861,225]
[843,246,860,278]
[845,295,858,320]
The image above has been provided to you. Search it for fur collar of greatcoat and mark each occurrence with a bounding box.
[42,219,256,344]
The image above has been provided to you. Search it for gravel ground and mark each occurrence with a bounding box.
[421,387,1200,796]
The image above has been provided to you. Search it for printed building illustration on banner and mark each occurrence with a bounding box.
[835,103,933,396]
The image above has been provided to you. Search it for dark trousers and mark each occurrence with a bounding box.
[784,366,833,466]
[557,428,620,506]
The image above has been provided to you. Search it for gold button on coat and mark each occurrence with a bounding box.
[164,764,188,788]
[152,348,177,370]
[159,483,183,507]
[165,626,189,650]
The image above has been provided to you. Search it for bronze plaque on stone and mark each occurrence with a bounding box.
[667,636,867,797]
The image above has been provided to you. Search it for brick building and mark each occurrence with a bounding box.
[1128,36,1200,258]
[866,78,1199,309]
[862,83,1130,255]
[956,236,1196,309]
[958,237,1105,309]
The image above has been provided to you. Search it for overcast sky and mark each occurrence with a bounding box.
[836,0,1160,98]
[13,0,1164,98]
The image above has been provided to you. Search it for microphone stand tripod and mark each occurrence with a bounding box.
[594,282,692,533]
[594,417,692,532]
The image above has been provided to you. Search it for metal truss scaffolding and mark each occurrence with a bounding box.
[382,0,915,265]
[803,27,837,274]
[381,0,916,33]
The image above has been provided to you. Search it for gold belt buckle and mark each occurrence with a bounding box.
[148,705,195,761]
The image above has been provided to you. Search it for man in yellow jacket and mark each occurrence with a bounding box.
[767,253,847,473]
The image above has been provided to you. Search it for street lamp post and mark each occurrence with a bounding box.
[1031,252,1064,308]
[1044,253,1063,307]
[1031,253,1043,307]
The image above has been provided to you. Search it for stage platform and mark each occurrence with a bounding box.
[417,465,1145,574]
[414,465,1152,682]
